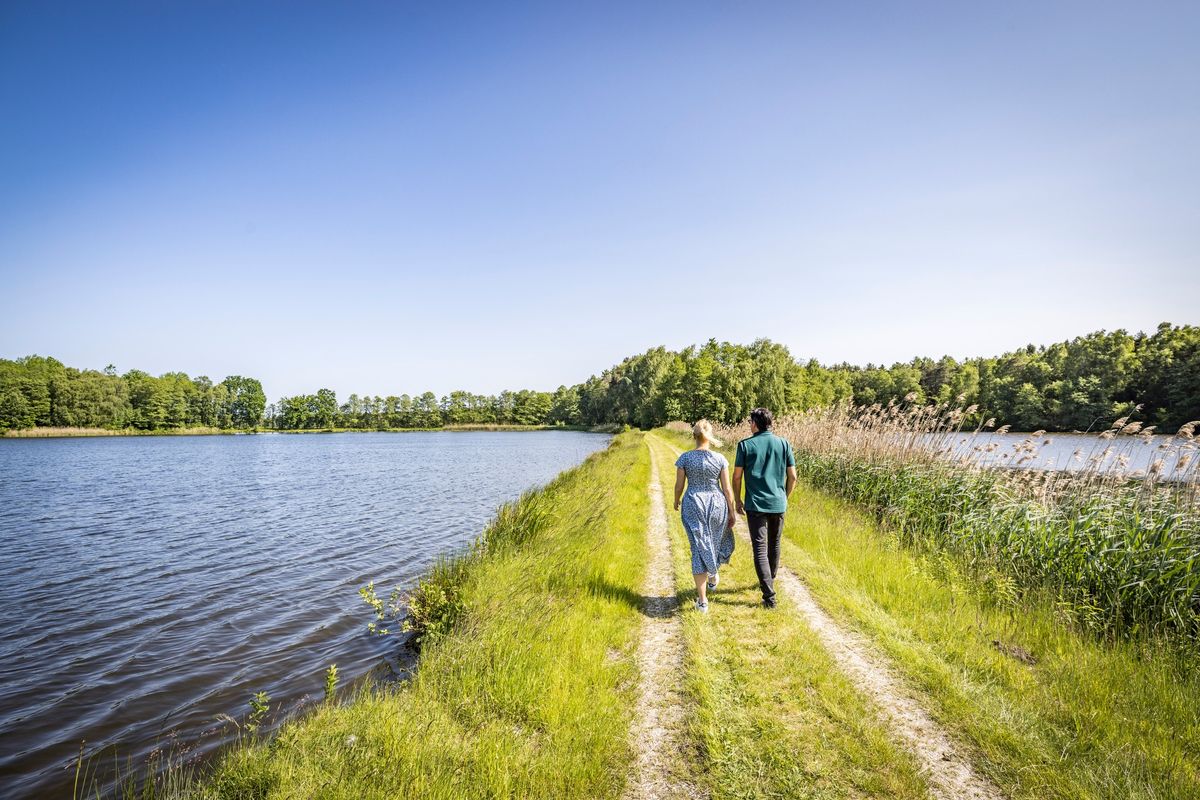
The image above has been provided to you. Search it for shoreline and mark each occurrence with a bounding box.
[5,422,1181,440]
[2,423,622,439]
[14,430,623,798]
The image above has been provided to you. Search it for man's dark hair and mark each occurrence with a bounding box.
[750,407,773,431]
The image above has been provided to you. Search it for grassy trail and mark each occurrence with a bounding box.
[652,434,1000,800]
[651,430,1200,800]
[647,434,934,799]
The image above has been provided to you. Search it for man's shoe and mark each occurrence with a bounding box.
[762,599,777,609]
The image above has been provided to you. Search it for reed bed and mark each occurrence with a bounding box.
[710,404,1200,644]
[3,426,230,437]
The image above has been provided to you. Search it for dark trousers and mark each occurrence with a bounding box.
[747,512,785,605]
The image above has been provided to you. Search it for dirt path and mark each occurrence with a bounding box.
[624,442,699,800]
[656,436,1002,800]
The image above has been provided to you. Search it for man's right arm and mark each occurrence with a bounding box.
[732,466,745,515]
[784,440,797,498]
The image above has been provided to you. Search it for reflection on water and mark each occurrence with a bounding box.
[0,430,610,798]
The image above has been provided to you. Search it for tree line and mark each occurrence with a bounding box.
[2,322,1196,434]
[570,322,1198,433]
[838,321,1199,432]
[268,388,579,430]
[0,356,265,431]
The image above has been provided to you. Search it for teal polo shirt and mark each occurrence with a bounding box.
[734,430,795,514]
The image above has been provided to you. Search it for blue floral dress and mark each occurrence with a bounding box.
[675,449,735,575]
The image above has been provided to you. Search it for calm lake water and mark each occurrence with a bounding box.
[0,430,610,798]
[937,431,1197,480]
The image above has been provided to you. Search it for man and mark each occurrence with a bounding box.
[732,407,797,608]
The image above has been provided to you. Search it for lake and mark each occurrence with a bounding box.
[934,431,1197,481]
[0,430,611,798]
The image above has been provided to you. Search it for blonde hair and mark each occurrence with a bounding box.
[692,419,722,448]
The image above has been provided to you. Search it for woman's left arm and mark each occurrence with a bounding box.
[719,466,737,528]
[674,467,686,511]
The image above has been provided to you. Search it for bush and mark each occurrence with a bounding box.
[403,557,471,649]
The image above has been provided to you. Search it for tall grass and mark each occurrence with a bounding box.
[711,404,1200,644]
[401,478,563,649]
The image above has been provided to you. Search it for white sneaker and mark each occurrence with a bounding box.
[706,572,719,590]
[694,599,709,613]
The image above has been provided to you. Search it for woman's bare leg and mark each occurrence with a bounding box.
[694,572,708,604]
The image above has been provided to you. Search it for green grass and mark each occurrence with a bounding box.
[779,485,1200,799]
[96,431,652,800]
[82,425,1199,799]
[647,435,932,800]
[655,427,1200,799]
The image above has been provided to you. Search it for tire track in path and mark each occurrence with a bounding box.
[625,440,701,800]
[656,435,1002,800]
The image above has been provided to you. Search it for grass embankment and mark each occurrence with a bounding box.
[657,427,1200,799]
[191,431,650,799]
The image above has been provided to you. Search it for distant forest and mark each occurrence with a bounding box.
[2,322,1197,434]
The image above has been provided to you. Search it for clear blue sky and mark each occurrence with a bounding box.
[2,1,1197,400]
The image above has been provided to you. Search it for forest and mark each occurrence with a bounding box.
[1,322,1196,434]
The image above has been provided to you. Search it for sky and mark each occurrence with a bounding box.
[1,1,1197,400]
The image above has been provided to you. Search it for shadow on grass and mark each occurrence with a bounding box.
[713,599,774,608]
[706,582,759,595]
[586,575,767,617]
[586,575,682,619]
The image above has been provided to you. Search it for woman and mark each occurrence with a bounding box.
[673,419,737,613]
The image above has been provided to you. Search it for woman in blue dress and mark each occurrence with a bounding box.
[673,420,737,613]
